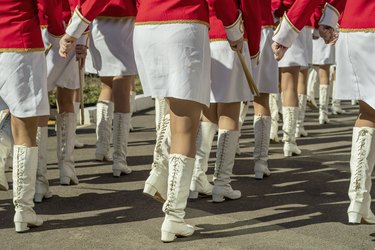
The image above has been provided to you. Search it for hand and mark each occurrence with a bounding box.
[75,44,87,69]
[272,42,288,61]
[318,25,339,45]
[59,34,77,58]
[228,38,244,52]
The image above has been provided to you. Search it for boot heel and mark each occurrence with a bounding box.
[212,194,225,203]
[284,150,292,157]
[112,169,121,177]
[60,176,71,185]
[188,191,199,199]
[15,222,29,233]
[348,212,362,224]
[143,183,157,197]
[255,171,264,180]
[161,231,176,242]
[34,193,44,203]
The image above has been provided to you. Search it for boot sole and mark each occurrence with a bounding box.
[143,184,166,203]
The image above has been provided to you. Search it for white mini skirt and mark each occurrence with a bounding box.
[312,37,335,65]
[278,27,309,68]
[253,28,279,94]
[89,18,138,77]
[0,52,49,117]
[336,32,375,109]
[134,23,211,106]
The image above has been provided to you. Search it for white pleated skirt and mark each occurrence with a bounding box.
[0,52,49,117]
[209,41,253,103]
[43,33,81,91]
[88,18,137,77]
[253,28,279,93]
[304,27,313,65]
[312,37,335,65]
[278,27,309,68]
[134,23,211,106]
[336,32,375,109]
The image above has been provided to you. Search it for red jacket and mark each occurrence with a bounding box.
[241,0,261,57]
[135,0,239,27]
[0,0,44,52]
[340,0,375,30]
[38,0,66,37]
[97,0,137,18]
[261,0,275,27]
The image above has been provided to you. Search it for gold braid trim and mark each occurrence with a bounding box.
[75,7,90,24]
[135,19,209,27]
[340,28,375,33]
[209,38,248,43]
[283,13,300,33]
[0,48,45,53]
[96,16,135,20]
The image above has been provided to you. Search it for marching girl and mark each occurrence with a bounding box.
[37,0,89,194]
[272,0,375,225]
[59,0,244,242]
[272,0,309,157]
[189,1,254,200]
[85,0,138,177]
[0,0,50,232]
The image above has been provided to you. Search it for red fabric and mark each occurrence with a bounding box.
[98,0,137,18]
[340,0,375,29]
[136,0,238,27]
[241,0,261,56]
[38,0,66,36]
[0,0,44,50]
[261,0,275,27]
[68,0,111,21]
[62,0,72,25]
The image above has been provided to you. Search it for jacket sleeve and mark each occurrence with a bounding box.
[207,0,244,41]
[65,0,111,39]
[273,0,345,47]
[241,0,262,58]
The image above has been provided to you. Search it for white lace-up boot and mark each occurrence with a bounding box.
[13,145,43,232]
[143,114,170,202]
[253,115,271,180]
[161,154,195,242]
[112,113,132,177]
[269,94,280,143]
[189,121,217,199]
[57,113,79,185]
[34,127,52,202]
[319,85,330,124]
[129,91,136,131]
[0,112,12,191]
[296,94,308,137]
[282,107,301,157]
[307,66,319,110]
[347,127,375,224]
[331,80,346,115]
[236,102,248,155]
[212,129,241,202]
[74,102,85,148]
[95,101,114,161]
[155,98,169,134]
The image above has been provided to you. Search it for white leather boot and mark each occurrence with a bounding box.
[95,101,114,161]
[57,113,79,185]
[212,129,241,202]
[129,91,136,131]
[189,121,217,199]
[34,127,52,202]
[269,94,280,143]
[13,145,43,232]
[74,102,85,148]
[307,66,319,110]
[331,80,346,115]
[236,102,248,155]
[253,115,271,180]
[143,114,170,202]
[296,94,308,137]
[282,107,301,157]
[0,112,12,191]
[161,154,195,242]
[112,113,132,177]
[319,85,330,124]
[155,97,169,134]
[347,127,375,224]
